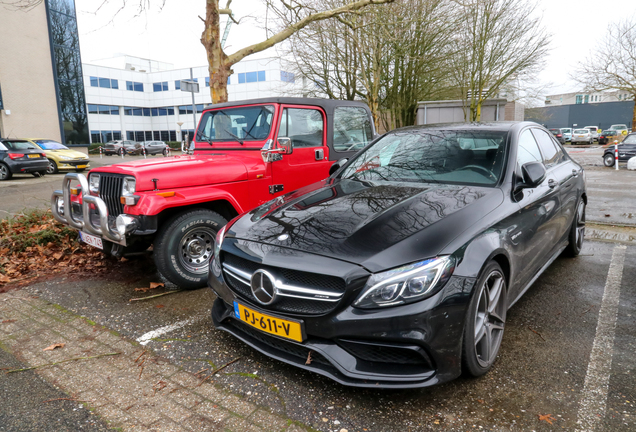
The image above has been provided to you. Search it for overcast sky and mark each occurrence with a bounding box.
[75,0,635,98]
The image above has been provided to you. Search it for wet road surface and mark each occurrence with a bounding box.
[21,240,635,431]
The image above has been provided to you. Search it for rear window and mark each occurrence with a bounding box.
[2,140,38,150]
[573,129,588,134]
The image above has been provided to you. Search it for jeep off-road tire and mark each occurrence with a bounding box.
[154,209,227,289]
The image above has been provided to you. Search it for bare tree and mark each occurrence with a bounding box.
[573,16,636,129]
[202,0,395,103]
[285,0,456,128]
[448,0,550,121]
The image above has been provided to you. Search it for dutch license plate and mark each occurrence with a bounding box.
[27,154,39,158]
[76,165,87,169]
[79,231,103,250]
[234,301,304,342]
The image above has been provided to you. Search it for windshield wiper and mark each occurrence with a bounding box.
[223,129,244,145]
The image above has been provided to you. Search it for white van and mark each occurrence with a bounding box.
[584,126,599,141]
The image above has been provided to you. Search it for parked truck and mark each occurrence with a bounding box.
[51,98,376,288]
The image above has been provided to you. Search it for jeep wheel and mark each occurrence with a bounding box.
[154,209,227,289]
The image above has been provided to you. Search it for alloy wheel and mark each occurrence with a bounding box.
[178,227,215,274]
[47,160,56,174]
[0,164,8,180]
[574,200,586,251]
[473,270,506,368]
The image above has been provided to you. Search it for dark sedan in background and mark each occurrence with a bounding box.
[0,139,48,180]
[208,122,586,388]
[548,128,566,144]
[602,132,636,166]
[599,129,621,145]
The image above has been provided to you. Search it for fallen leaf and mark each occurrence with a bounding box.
[605,214,611,217]
[2,319,17,324]
[306,351,313,365]
[149,282,164,289]
[0,273,10,283]
[538,414,556,425]
[43,343,66,351]
[52,252,64,260]
[156,305,165,308]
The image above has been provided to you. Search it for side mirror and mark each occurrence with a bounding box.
[520,161,546,188]
[277,137,293,155]
[329,158,349,176]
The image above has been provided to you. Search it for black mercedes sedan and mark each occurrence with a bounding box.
[208,122,587,388]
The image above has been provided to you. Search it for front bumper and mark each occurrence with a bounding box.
[56,158,90,170]
[208,246,476,388]
[50,173,156,245]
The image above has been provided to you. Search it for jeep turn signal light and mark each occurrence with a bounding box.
[70,187,81,196]
[120,195,140,206]
[156,191,175,197]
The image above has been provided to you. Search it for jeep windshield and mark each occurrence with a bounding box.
[340,129,508,186]
[196,105,275,145]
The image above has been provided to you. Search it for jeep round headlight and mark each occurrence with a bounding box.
[122,177,136,196]
[88,173,100,194]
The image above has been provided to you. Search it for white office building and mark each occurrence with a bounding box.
[83,55,302,144]
[544,91,634,106]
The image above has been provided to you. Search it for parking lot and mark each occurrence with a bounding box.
[1,146,635,431]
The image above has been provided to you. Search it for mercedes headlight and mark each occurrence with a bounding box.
[88,173,100,194]
[122,177,136,196]
[354,256,455,309]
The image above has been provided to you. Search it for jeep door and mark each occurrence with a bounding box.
[271,106,332,194]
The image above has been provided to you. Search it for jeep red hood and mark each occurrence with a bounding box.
[92,154,249,191]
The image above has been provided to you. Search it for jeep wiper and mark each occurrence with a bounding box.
[223,129,244,145]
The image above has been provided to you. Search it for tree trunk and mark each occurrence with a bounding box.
[201,0,230,104]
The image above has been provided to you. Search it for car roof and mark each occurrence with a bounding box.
[386,121,538,134]
[204,97,370,111]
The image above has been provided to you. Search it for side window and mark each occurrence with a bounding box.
[531,129,561,167]
[278,108,324,148]
[517,129,542,168]
[333,107,373,152]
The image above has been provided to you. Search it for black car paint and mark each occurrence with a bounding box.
[602,134,636,163]
[208,122,586,388]
[0,140,49,178]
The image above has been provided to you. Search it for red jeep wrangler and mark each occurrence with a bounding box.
[51,98,376,288]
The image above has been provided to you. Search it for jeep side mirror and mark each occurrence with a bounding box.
[277,137,293,155]
[520,161,546,188]
[329,158,349,176]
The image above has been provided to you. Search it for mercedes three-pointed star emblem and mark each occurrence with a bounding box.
[250,269,277,305]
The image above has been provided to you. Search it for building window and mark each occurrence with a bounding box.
[153,81,168,92]
[88,104,118,115]
[205,77,210,87]
[178,104,204,115]
[175,80,181,90]
[143,108,151,117]
[90,130,121,143]
[126,81,144,92]
[575,95,583,104]
[134,131,145,142]
[280,71,295,83]
[88,104,98,114]
[90,76,118,89]
[584,95,589,104]
[237,71,267,84]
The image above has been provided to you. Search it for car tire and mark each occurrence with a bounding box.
[603,153,615,167]
[154,209,227,289]
[163,148,169,156]
[0,163,12,181]
[47,159,59,174]
[564,198,586,257]
[462,260,507,377]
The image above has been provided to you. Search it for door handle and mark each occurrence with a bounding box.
[548,179,558,189]
[572,169,579,177]
[315,149,324,161]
